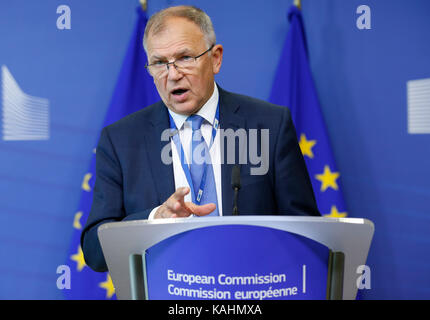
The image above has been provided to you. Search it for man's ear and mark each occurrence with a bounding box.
[211,44,223,74]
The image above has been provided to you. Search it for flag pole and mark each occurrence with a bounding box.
[294,0,301,10]
[140,0,147,12]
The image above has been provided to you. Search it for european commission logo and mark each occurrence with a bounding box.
[1,65,50,140]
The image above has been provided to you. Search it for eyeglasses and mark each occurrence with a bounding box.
[145,44,215,79]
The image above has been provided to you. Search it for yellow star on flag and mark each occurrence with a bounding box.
[73,211,83,230]
[81,173,93,192]
[315,165,340,192]
[299,133,316,159]
[70,246,86,272]
[99,274,115,299]
[323,205,347,218]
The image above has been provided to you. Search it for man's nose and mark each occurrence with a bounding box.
[167,62,183,81]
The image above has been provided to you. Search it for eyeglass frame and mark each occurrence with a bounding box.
[145,44,215,78]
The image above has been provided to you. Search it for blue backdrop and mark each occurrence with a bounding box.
[0,0,429,299]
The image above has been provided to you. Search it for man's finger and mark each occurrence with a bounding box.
[171,187,193,215]
[165,188,188,211]
[166,199,193,215]
[172,187,190,201]
[160,187,193,218]
[185,202,216,216]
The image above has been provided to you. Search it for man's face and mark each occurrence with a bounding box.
[146,17,223,115]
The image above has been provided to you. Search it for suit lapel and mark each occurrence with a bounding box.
[144,102,175,205]
[218,87,246,216]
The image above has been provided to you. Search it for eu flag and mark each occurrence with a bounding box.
[269,5,348,219]
[64,7,159,299]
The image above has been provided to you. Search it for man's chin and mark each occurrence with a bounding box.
[169,101,201,116]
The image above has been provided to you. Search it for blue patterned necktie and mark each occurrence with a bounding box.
[187,114,219,217]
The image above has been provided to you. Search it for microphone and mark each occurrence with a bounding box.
[231,165,241,216]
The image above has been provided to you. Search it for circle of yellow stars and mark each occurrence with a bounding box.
[299,133,347,218]
[68,148,116,299]
[69,235,116,298]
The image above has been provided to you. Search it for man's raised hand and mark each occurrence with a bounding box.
[154,187,216,219]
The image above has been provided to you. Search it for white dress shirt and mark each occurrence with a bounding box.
[148,84,223,219]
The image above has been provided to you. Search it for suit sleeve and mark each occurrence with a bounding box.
[273,107,320,216]
[80,127,152,272]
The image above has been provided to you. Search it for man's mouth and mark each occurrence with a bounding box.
[170,88,190,103]
[172,88,188,95]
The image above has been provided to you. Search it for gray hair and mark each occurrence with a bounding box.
[143,5,216,54]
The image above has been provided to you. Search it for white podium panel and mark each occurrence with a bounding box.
[98,216,374,300]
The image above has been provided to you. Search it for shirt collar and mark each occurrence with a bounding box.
[168,83,219,130]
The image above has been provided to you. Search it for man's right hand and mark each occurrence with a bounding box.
[154,187,216,219]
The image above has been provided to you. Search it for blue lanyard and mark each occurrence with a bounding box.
[168,104,219,204]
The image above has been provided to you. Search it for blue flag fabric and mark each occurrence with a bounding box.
[269,6,348,220]
[64,7,159,300]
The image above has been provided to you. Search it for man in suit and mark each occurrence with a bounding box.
[82,5,319,272]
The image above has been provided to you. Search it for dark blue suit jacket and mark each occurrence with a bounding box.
[81,86,320,272]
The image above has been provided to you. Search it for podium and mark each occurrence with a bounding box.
[98,216,374,300]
